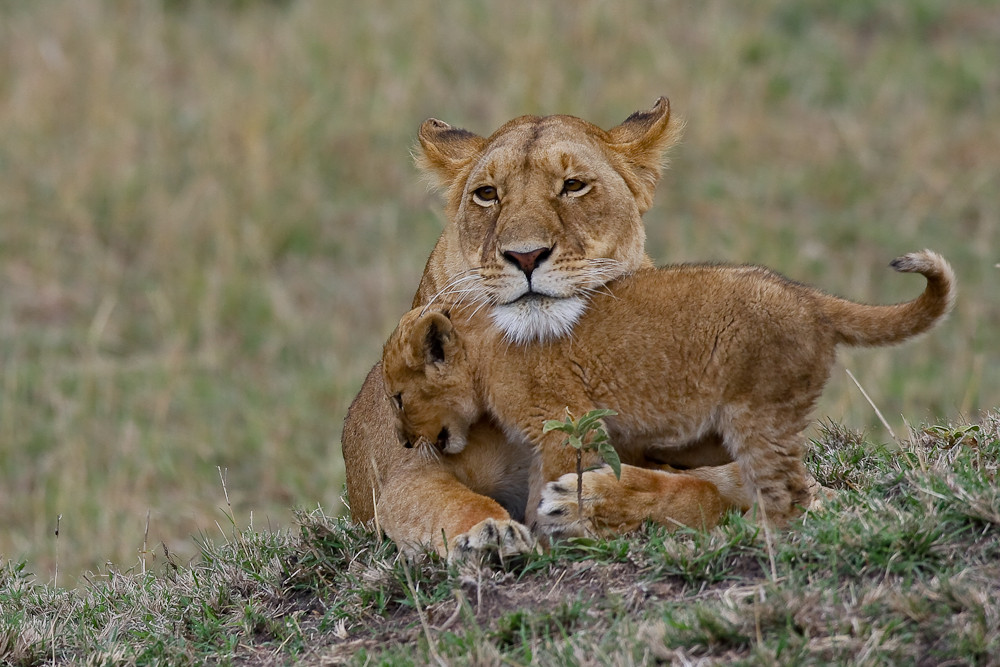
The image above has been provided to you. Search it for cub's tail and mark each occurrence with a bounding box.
[822,250,955,347]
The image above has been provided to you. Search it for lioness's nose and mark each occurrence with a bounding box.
[503,247,552,280]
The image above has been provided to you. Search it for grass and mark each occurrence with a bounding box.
[0,0,997,598]
[1,413,998,665]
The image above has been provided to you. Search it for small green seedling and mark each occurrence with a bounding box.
[923,423,982,448]
[543,408,621,520]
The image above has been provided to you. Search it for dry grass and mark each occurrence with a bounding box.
[1,0,997,583]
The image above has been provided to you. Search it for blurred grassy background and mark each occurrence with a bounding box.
[1,0,996,583]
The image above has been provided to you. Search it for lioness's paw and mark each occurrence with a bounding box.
[537,468,614,539]
[448,518,538,565]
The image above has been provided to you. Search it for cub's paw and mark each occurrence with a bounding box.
[448,518,538,565]
[536,468,615,539]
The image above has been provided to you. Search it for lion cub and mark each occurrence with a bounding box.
[382,251,954,528]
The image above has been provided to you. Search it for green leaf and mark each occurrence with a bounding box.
[598,442,622,480]
[567,537,600,548]
[568,435,583,450]
[543,420,573,434]
[577,409,618,434]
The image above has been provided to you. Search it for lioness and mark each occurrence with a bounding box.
[382,251,954,531]
[342,99,736,559]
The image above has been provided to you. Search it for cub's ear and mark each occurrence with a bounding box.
[408,310,457,368]
[606,97,684,213]
[415,118,486,189]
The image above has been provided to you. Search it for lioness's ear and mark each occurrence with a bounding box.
[415,119,486,188]
[409,311,457,368]
[607,97,684,212]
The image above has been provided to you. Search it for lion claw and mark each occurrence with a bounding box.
[448,518,539,565]
[536,470,605,539]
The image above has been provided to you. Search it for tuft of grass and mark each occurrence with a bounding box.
[1,414,998,664]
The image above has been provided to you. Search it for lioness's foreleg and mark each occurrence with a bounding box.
[377,464,527,558]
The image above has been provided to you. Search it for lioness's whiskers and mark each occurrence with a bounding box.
[420,269,483,316]
[439,287,480,310]
[438,276,480,296]
[581,284,619,300]
[446,281,486,299]
[586,257,626,270]
[438,272,480,293]
[463,294,497,323]
[578,259,628,300]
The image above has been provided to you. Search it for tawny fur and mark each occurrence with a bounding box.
[383,252,955,529]
[343,98,722,558]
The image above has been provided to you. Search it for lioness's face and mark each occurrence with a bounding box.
[455,122,647,345]
[381,309,478,455]
[417,98,681,345]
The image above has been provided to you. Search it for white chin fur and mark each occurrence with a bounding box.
[490,296,587,345]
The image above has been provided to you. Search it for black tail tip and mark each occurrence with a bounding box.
[889,252,925,273]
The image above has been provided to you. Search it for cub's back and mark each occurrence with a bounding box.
[575,264,826,345]
[532,264,837,406]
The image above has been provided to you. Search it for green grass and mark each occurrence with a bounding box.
[1,0,998,590]
[2,414,998,664]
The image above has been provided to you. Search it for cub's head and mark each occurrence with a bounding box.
[415,97,682,345]
[381,307,479,456]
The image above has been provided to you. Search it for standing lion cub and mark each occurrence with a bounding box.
[382,251,954,530]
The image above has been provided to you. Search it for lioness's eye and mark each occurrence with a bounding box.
[472,185,498,207]
[561,178,589,196]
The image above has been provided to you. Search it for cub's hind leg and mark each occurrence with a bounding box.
[724,419,813,526]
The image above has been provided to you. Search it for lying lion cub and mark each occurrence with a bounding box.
[382,251,954,533]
